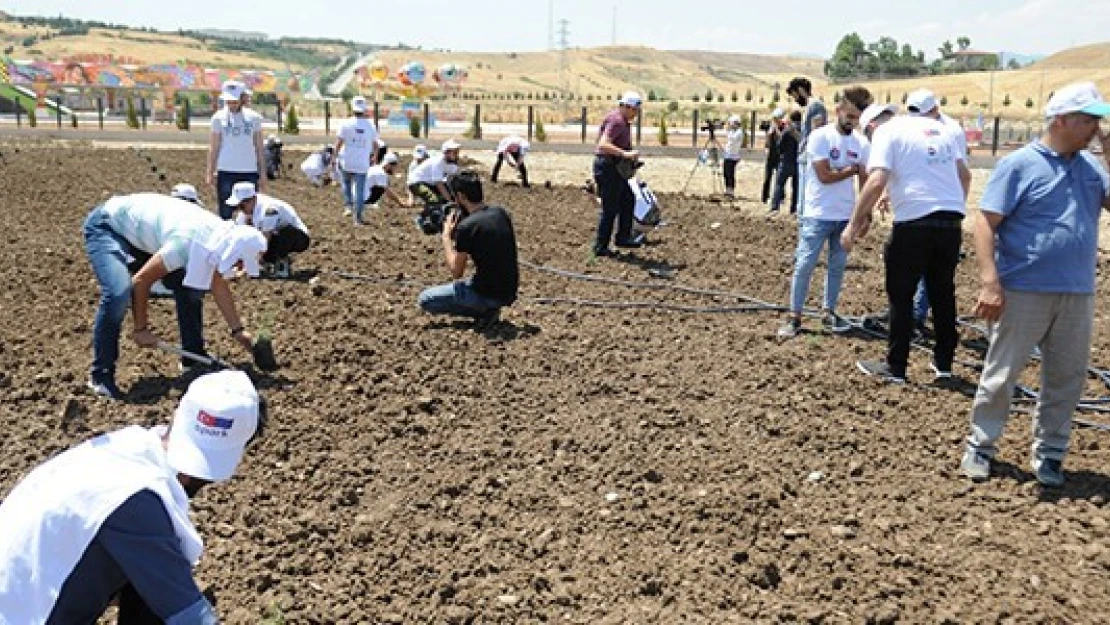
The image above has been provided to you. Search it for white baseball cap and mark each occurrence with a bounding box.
[413,144,428,158]
[771,108,785,119]
[219,82,244,103]
[166,370,260,482]
[351,96,368,114]
[171,183,199,203]
[1045,82,1110,119]
[619,91,643,108]
[860,103,899,130]
[225,181,257,207]
[441,139,462,151]
[382,152,399,166]
[906,89,938,116]
[728,115,741,125]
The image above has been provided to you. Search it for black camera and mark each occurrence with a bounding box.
[700,119,724,132]
[416,201,459,235]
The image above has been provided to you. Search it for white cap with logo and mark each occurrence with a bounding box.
[413,144,428,158]
[619,91,643,108]
[1045,82,1110,119]
[225,181,257,207]
[166,370,260,482]
[351,96,368,114]
[382,152,400,166]
[906,89,938,116]
[219,82,245,103]
[171,183,200,203]
[771,108,785,119]
[860,103,899,130]
[441,139,462,151]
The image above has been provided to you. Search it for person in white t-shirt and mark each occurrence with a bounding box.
[491,135,531,187]
[206,81,265,220]
[406,144,430,204]
[361,152,411,209]
[722,115,745,198]
[408,139,462,204]
[334,96,381,225]
[228,182,310,278]
[301,145,335,187]
[778,86,873,339]
[842,102,972,383]
[905,88,970,331]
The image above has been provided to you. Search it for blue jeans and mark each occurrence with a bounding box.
[790,217,849,314]
[913,279,930,323]
[418,279,505,318]
[342,170,368,220]
[216,171,259,220]
[84,206,206,381]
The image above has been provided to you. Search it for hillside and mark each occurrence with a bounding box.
[1033,41,1110,69]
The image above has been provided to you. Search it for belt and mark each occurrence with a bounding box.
[895,216,964,230]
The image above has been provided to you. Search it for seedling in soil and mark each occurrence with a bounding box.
[252,309,279,372]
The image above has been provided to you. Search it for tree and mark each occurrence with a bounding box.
[647,89,658,102]
[534,116,547,142]
[956,36,971,51]
[960,94,969,106]
[27,105,37,128]
[283,104,300,134]
[408,115,421,138]
[938,40,954,59]
[692,94,700,103]
[901,92,908,104]
[1007,58,1022,70]
[657,114,668,146]
[940,95,948,106]
[1002,93,1012,107]
[744,88,753,102]
[717,93,725,103]
[771,90,780,103]
[705,88,714,102]
[125,97,139,129]
[667,100,679,113]
[463,107,482,139]
[825,32,868,79]
[1026,97,1035,108]
[730,90,738,103]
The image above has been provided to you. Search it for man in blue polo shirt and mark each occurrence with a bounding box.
[961,82,1110,487]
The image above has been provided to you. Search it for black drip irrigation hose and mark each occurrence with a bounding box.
[327,262,1110,431]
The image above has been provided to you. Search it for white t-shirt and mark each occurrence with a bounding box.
[407,154,459,186]
[365,165,391,190]
[235,193,308,235]
[104,193,224,272]
[210,107,263,173]
[301,152,326,178]
[803,124,870,220]
[336,117,380,174]
[868,116,966,223]
[938,112,968,158]
[496,136,530,156]
[723,128,745,160]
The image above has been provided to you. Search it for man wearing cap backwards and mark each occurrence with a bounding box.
[722,115,744,199]
[787,77,828,212]
[418,171,518,325]
[904,88,969,333]
[0,370,263,624]
[206,81,265,220]
[362,152,411,209]
[592,91,644,257]
[777,86,873,339]
[960,82,1110,487]
[408,139,462,205]
[228,182,311,279]
[334,96,381,224]
[841,98,971,385]
[762,108,786,204]
[491,135,531,188]
[83,193,267,400]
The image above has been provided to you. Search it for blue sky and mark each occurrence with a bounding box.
[2,0,1107,60]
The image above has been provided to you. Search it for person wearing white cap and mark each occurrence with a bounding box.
[228,182,311,278]
[83,193,267,399]
[206,80,265,220]
[777,86,873,339]
[592,90,644,256]
[406,144,431,204]
[721,115,745,199]
[362,152,411,209]
[334,95,381,225]
[407,139,462,206]
[0,370,263,624]
[170,183,203,206]
[960,82,1110,487]
[301,144,336,187]
[762,108,787,204]
[491,135,531,188]
[842,98,971,385]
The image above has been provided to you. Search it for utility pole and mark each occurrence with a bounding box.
[558,18,570,117]
[548,0,554,51]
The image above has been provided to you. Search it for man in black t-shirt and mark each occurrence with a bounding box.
[418,171,518,324]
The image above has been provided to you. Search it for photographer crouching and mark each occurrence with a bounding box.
[418,171,518,326]
[592,91,644,257]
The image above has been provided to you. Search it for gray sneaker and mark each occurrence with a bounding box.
[1032,457,1065,487]
[930,363,954,380]
[777,318,801,339]
[856,360,906,384]
[822,312,852,334]
[961,449,991,481]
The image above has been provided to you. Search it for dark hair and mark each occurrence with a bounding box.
[842,86,873,112]
[449,170,484,203]
[789,111,803,123]
[787,77,811,96]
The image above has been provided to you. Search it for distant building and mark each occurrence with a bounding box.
[944,49,999,71]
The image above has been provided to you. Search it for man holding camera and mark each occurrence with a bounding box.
[592,91,644,257]
[418,172,518,325]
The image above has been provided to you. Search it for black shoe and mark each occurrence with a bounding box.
[474,308,501,329]
[593,247,616,257]
[87,374,123,400]
[615,237,644,249]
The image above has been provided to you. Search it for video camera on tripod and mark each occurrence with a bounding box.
[701,119,725,140]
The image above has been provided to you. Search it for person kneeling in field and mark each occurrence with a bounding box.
[418,171,519,325]
[228,182,311,279]
[301,145,335,187]
[83,192,267,399]
[0,370,264,625]
[362,152,413,210]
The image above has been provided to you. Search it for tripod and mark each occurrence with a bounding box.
[682,129,725,196]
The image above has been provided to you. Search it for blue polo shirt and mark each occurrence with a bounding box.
[980,141,1110,294]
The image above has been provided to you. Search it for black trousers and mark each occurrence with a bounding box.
[723,158,739,191]
[376,145,388,164]
[883,216,963,377]
[409,182,447,205]
[592,156,635,252]
[263,226,310,263]
[491,154,529,187]
[762,155,779,203]
[364,186,386,206]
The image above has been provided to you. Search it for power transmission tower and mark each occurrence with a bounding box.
[557,18,570,116]
[548,0,554,51]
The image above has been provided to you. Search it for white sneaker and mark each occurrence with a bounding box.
[777,318,800,339]
[343,208,352,217]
